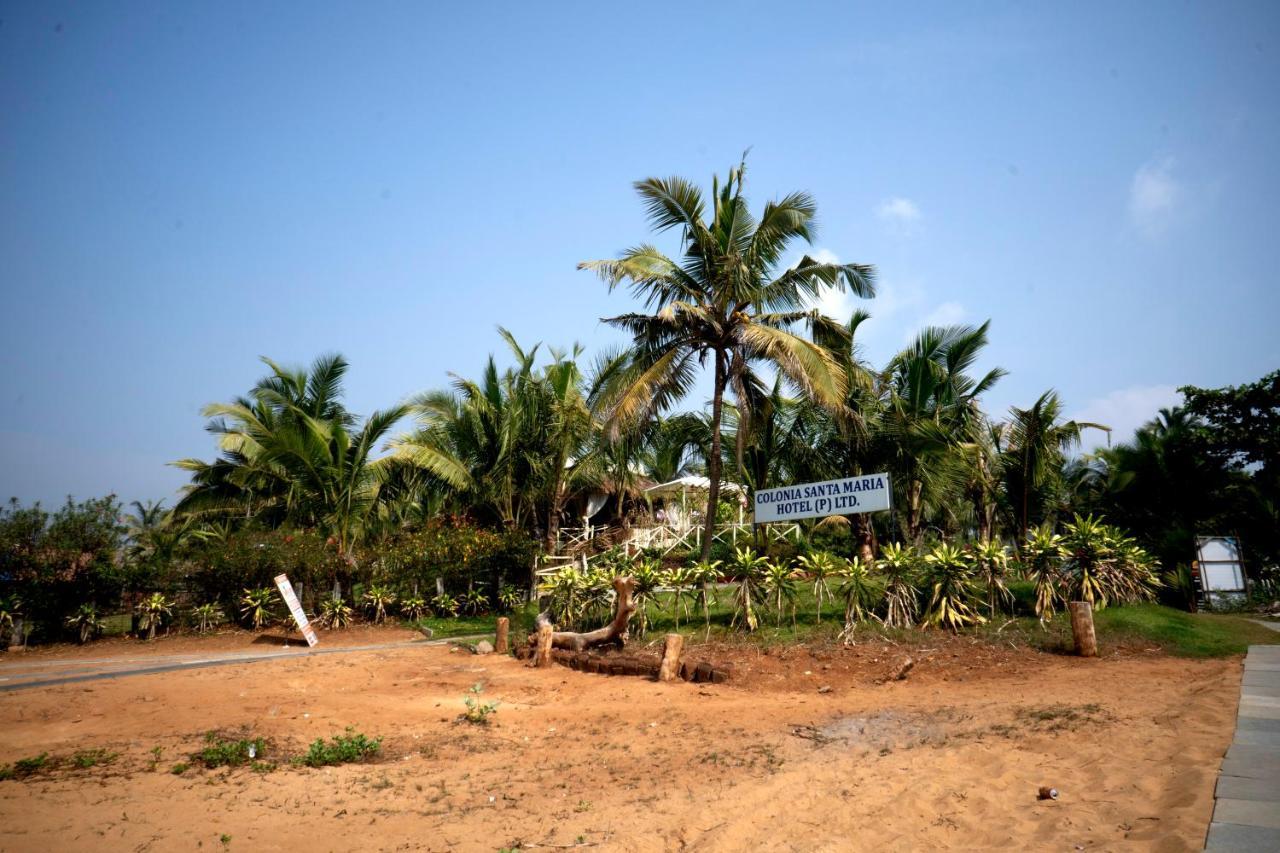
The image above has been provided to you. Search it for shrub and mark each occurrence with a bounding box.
[191,602,222,633]
[362,585,396,623]
[920,543,985,630]
[65,604,105,644]
[299,728,381,767]
[729,547,768,632]
[876,543,920,629]
[196,733,267,768]
[239,587,275,630]
[319,597,353,629]
[135,592,174,640]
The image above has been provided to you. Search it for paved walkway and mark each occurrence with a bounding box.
[0,635,483,693]
[1206,633,1280,850]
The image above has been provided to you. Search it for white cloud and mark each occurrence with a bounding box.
[1129,156,1180,237]
[876,197,921,224]
[918,301,967,329]
[1072,384,1183,450]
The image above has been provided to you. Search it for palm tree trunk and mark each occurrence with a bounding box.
[907,479,924,543]
[701,350,727,562]
[854,512,877,565]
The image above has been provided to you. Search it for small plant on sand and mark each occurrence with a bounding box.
[136,592,174,640]
[11,753,50,777]
[191,602,222,633]
[170,762,189,775]
[319,597,354,629]
[196,733,267,768]
[299,727,382,767]
[239,588,275,630]
[66,604,105,644]
[461,682,499,725]
[363,585,396,623]
[71,748,118,769]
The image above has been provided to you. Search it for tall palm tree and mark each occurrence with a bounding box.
[173,356,408,556]
[580,159,875,558]
[1000,390,1107,543]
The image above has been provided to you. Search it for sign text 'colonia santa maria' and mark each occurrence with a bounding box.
[753,473,892,523]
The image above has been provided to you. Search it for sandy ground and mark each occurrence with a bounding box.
[0,635,1240,852]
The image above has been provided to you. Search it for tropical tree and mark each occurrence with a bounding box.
[581,159,875,559]
[174,355,409,558]
[1000,390,1106,544]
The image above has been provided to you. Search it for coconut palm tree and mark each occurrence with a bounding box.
[580,159,875,559]
[1000,391,1107,544]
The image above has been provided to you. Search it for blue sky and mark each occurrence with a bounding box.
[2,1,1277,509]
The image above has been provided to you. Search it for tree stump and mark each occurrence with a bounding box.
[534,623,554,667]
[495,617,510,654]
[1068,601,1098,657]
[658,633,684,682]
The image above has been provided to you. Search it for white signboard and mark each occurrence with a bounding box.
[1194,536,1247,609]
[754,473,892,523]
[274,573,319,647]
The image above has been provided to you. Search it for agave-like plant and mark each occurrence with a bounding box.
[971,540,1013,618]
[431,592,460,618]
[729,547,769,632]
[319,597,354,628]
[135,593,174,640]
[876,543,920,629]
[628,557,665,636]
[1059,514,1161,608]
[834,556,883,639]
[401,595,428,620]
[764,560,801,627]
[796,551,839,623]
[1021,525,1065,622]
[688,559,722,634]
[191,602,222,633]
[240,587,275,630]
[497,584,524,612]
[66,603,106,645]
[921,543,985,630]
[461,588,489,616]
[363,584,397,623]
[663,564,698,629]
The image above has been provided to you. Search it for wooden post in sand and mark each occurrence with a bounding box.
[658,633,684,682]
[1068,601,1098,657]
[534,623,554,667]
[495,617,510,654]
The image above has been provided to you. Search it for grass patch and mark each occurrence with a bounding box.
[412,614,500,639]
[1089,604,1279,657]
[298,728,381,767]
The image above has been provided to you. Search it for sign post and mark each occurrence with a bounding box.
[753,473,892,523]
[274,573,319,647]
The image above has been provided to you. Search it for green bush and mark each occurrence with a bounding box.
[299,728,381,767]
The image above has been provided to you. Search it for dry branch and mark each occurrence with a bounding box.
[534,576,637,653]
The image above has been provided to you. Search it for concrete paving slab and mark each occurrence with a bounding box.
[1205,822,1280,851]
[1240,682,1280,697]
[1237,716,1280,733]
[1219,757,1280,781]
[1243,671,1280,686]
[1238,700,1280,721]
[1247,663,1280,672]
[1213,798,1280,829]
[1226,743,1280,762]
[1233,729,1280,747]
[1216,774,1280,802]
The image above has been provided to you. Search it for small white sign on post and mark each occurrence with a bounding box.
[274,573,319,647]
[754,473,892,523]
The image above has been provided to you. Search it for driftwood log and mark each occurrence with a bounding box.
[495,616,510,654]
[532,576,637,653]
[658,633,684,682]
